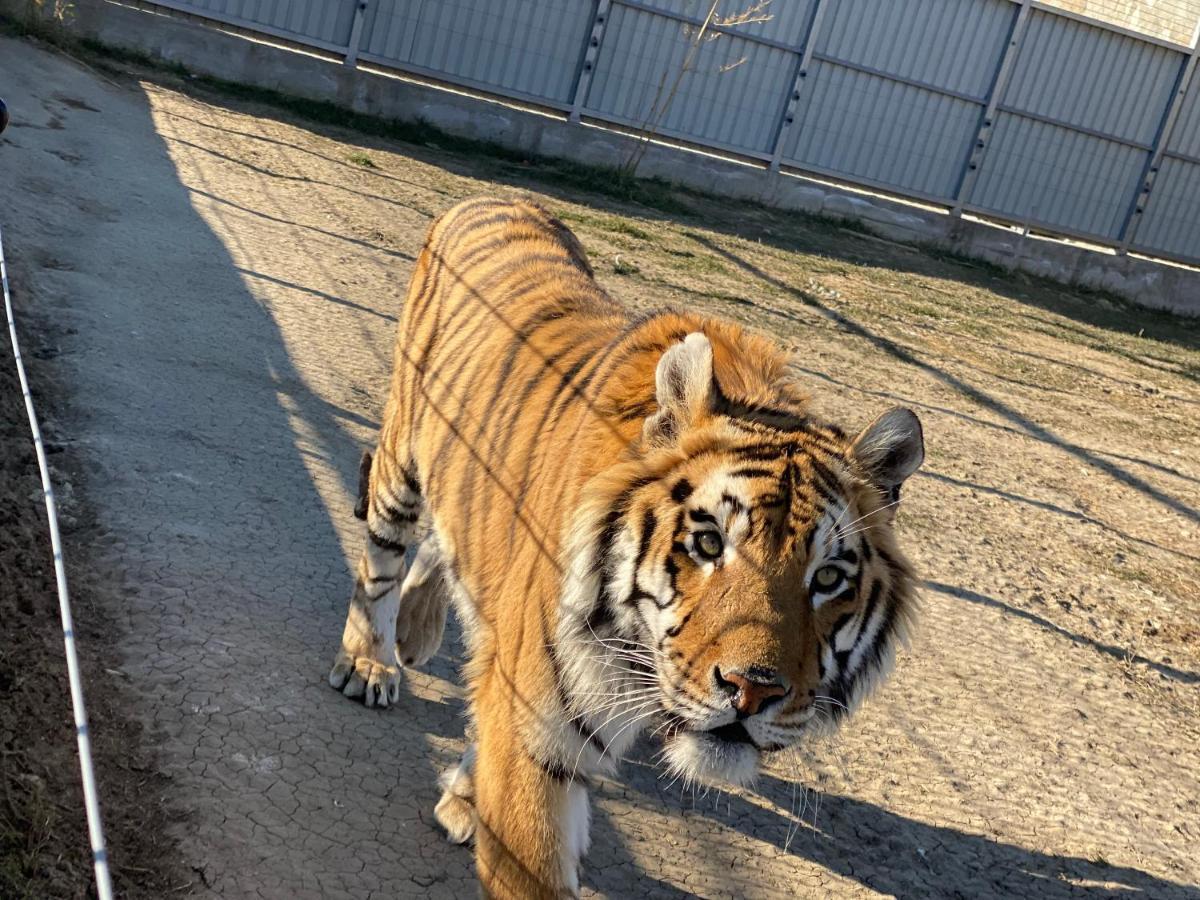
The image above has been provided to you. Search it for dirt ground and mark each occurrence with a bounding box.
[1,30,1198,899]
[0,112,184,900]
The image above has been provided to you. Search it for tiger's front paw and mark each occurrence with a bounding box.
[328,646,402,708]
[330,576,403,708]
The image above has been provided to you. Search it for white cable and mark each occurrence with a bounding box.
[1,224,114,900]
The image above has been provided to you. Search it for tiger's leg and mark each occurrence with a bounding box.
[471,687,591,900]
[394,532,450,669]
[328,446,421,708]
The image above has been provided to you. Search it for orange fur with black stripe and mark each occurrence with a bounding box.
[328,198,925,898]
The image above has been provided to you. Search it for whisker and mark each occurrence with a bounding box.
[834,499,899,539]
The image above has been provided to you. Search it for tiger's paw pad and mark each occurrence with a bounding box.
[328,650,402,708]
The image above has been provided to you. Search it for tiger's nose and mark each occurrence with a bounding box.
[715,667,789,718]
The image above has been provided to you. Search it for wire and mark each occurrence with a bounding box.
[1,224,114,900]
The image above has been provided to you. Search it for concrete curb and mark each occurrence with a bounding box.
[6,0,1198,315]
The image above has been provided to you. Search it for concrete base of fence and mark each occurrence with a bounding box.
[6,0,1199,316]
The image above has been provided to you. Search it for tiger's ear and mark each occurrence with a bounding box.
[643,332,713,447]
[849,407,924,495]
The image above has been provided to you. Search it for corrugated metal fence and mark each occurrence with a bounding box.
[143,0,1200,267]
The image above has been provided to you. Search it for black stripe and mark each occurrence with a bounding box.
[829,586,857,606]
[671,478,694,502]
[809,456,841,494]
[830,611,856,644]
[731,466,775,479]
[545,639,577,713]
[688,509,718,525]
[354,450,373,521]
[570,715,608,753]
[849,579,883,661]
[711,377,807,430]
[368,530,407,555]
[587,476,656,627]
[534,754,581,785]
[586,598,615,632]
[366,585,394,603]
[636,508,657,567]
[662,556,680,606]
[618,399,657,423]
[400,465,421,497]
[867,597,902,668]
[373,502,419,524]
[663,608,693,639]
[626,587,655,606]
[803,527,817,556]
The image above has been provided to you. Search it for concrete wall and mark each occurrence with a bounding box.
[5,0,1199,316]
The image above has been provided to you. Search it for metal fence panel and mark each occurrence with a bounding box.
[639,0,815,45]
[584,2,796,155]
[816,0,1014,97]
[138,0,1200,266]
[782,60,982,198]
[777,0,1013,199]
[182,0,358,48]
[1165,67,1200,157]
[359,0,593,104]
[966,113,1147,238]
[1133,155,1200,260]
[1002,9,1181,144]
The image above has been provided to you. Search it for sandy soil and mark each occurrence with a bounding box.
[1,32,1197,899]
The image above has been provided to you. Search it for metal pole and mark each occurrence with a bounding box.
[952,0,1032,212]
[344,0,369,68]
[570,0,613,123]
[767,0,828,172]
[1117,27,1200,251]
[2,226,113,900]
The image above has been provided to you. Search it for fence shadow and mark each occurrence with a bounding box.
[609,755,1200,899]
[922,579,1200,684]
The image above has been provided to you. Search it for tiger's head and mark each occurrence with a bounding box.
[559,326,923,787]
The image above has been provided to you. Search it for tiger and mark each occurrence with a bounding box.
[327,197,924,899]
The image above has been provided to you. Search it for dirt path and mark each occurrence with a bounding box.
[1,35,1198,899]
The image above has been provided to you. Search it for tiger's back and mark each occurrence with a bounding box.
[391,198,628,623]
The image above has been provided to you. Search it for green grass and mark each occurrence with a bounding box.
[347,151,378,169]
[602,218,651,240]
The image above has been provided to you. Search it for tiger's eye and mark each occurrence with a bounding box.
[813,565,843,590]
[694,531,723,560]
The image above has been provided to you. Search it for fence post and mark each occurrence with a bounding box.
[1117,31,1200,251]
[570,0,613,122]
[951,0,1032,212]
[767,0,828,172]
[343,0,369,68]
